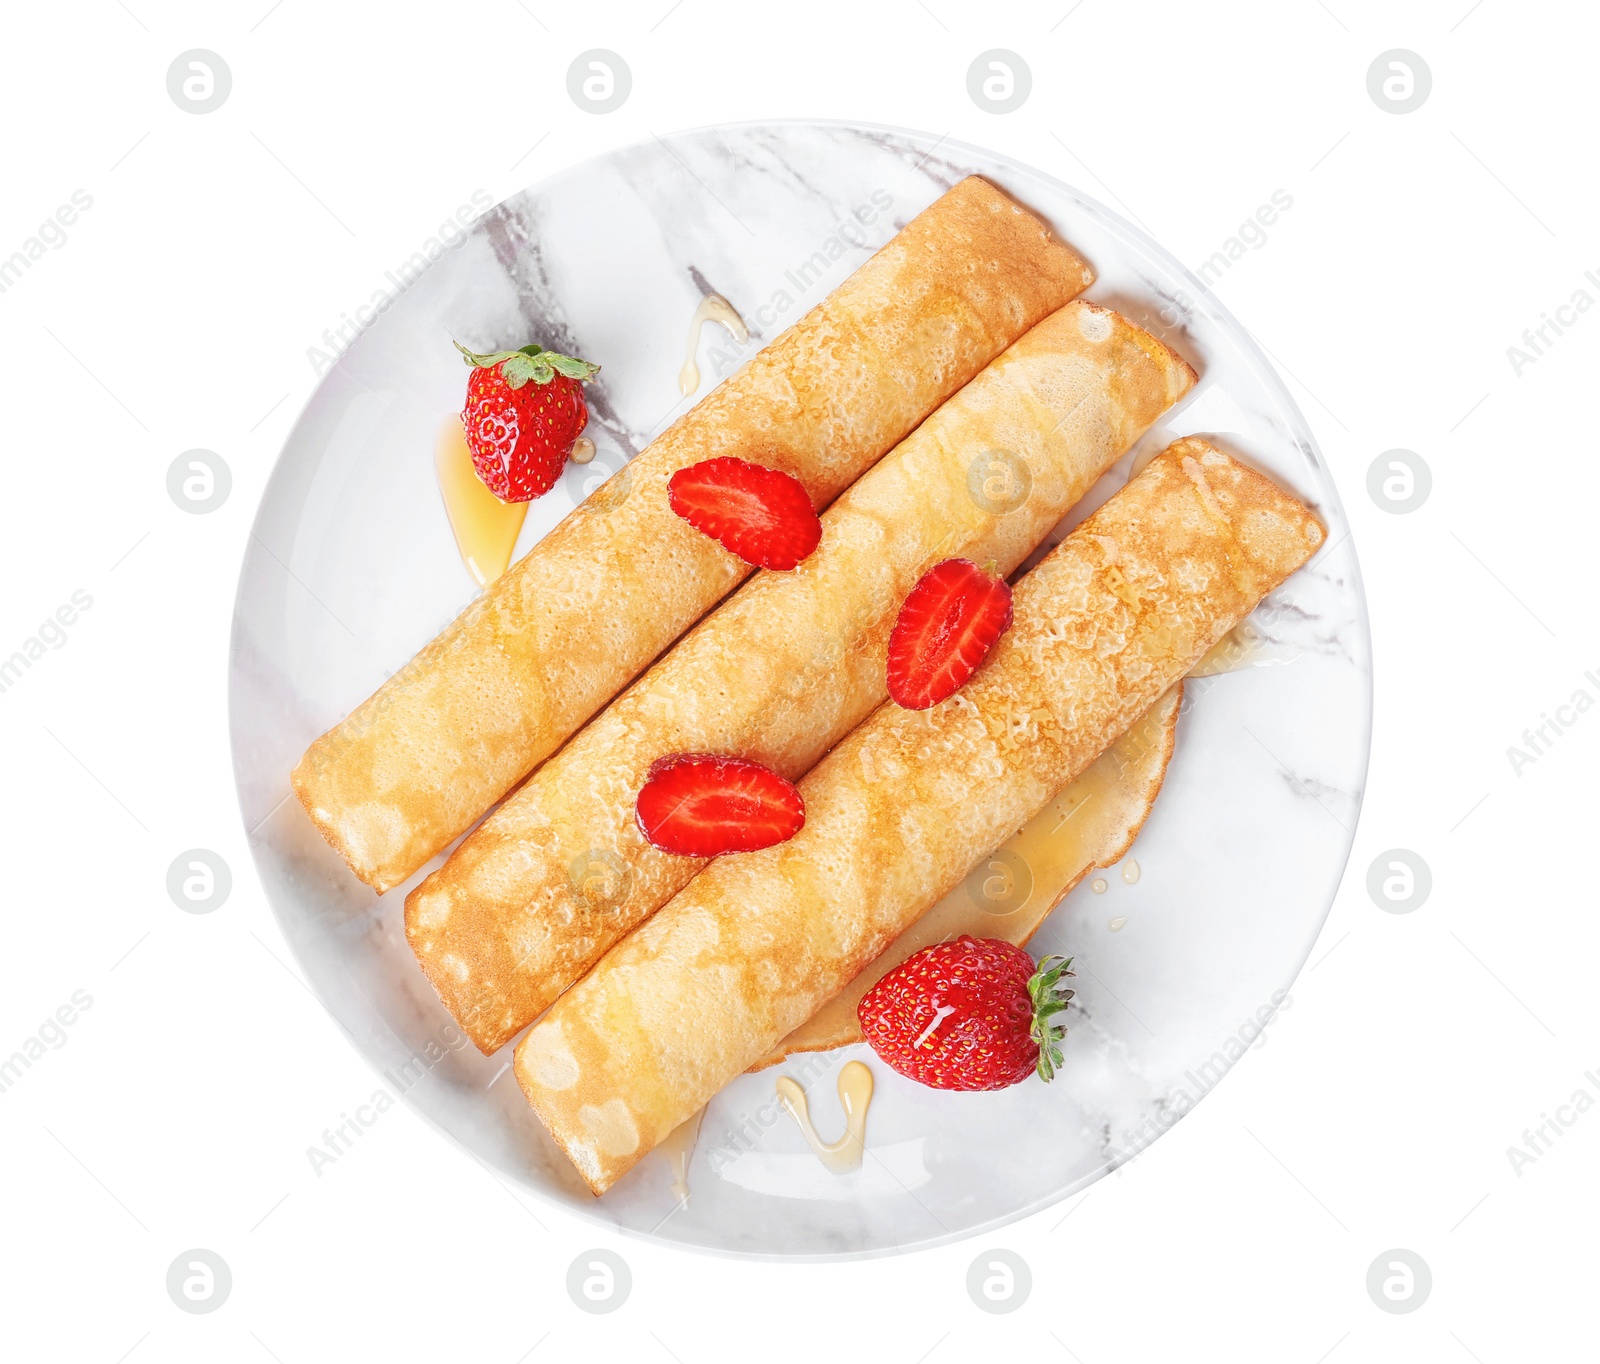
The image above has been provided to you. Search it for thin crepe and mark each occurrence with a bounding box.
[756,681,1182,1066]
[292,177,1095,892]
[515,438,1325,1194]
[407,301,1195,1052]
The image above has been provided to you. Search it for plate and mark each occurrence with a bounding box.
[229,120,1371,1259]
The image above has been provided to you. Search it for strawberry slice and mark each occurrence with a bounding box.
[667,456,822,570]
[886,558,1014,710]
[636,754,805,856]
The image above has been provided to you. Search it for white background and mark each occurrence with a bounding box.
[1,1,1595,1359]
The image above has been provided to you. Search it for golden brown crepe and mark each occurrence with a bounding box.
[755,682,1182,1066]
[406,301,1195,1053]
[515,438,1325,1195]
[292,177,1095,892]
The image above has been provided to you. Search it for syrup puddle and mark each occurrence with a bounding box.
[678,293,750,397]
[570,435,596,464]
[1091,877,1108,894]
[657,1106,705,1206]
[774,1060,874,1175]
[435,416,528,588]
[1121,858,1141,884]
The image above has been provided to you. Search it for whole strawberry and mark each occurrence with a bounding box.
[456,341,599,502]
[858,936,1074,1091]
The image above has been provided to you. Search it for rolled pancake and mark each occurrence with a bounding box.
[292,177,1094,892]
[755,682,1182,1066]
[515,438,1325,1195]
[407,301,1195,1052]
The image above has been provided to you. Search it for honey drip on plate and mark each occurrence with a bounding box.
[678,293,750,397]
[569,436,596,464]
[656,1106,705,1206]
[435,416,528,588]
[1091,877,1108,894]
[1121,858,1141,884]
[774,1061,874,1174]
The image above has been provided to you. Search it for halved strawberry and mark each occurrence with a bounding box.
[667,456,822,570]
[886,558,1014,709]
[636,754,805,856]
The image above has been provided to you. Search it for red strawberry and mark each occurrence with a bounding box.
[886,558,1013,710]
[636,754,805,856]
[857,936,1074,1091]
[667,456,822,570]
[456,341,599,502]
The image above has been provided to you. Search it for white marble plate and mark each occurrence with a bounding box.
[230,120,1371,1259]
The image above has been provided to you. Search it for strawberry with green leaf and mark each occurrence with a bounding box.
[456,341,600,502]
[858,936,1075,1090]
